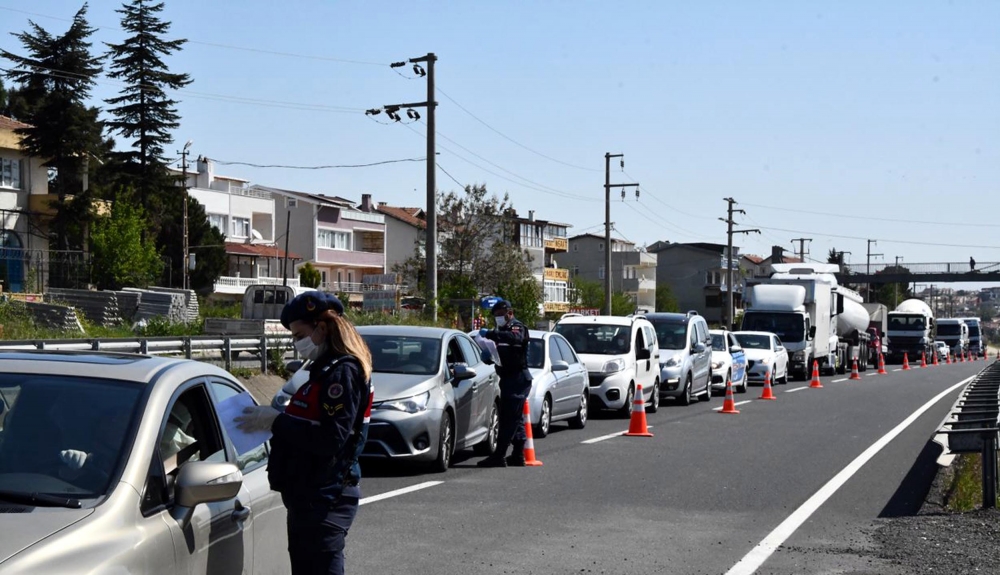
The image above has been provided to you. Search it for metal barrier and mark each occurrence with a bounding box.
[935,362,1000,508]
[0,335,295,375]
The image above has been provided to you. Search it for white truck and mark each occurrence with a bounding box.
[936,318,969,357]
[742,263,870,379]
[204,284,317,338]
[886,299,935,364]
[955,317,985,358]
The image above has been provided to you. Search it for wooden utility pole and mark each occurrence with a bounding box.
[603,153,638,315]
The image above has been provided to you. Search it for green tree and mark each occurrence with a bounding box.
[571,278,604,309]
[104,0,191,218]
[89,192,161,289]
[298,262,321,288]
[1,4,105,250]
[656,283,679,313]
[873,265,912,308]
[498,278,542,326]
[157,192,226,292]
[611,292,635,316]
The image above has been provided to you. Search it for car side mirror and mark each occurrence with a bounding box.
[808,326,816,339]
[694,343,707,353]
[551,360,570,372]
[171,461,243,530]
[285,360,304,375]
[636,348,651,360]
[451,364,477,384]
[730,345,742,353]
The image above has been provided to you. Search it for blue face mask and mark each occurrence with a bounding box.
[495,316,508,328]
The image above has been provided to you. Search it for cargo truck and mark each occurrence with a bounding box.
[863,303,889,365]
[886,299,935,363]
[955,317,985,357]
[936,318,969,357]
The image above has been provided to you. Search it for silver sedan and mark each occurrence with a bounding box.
[0,351,286,574]
[525,331,589,438]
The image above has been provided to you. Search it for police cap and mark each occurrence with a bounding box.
[280,291,344,328]
[491,299,512,315]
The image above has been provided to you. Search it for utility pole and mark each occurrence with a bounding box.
[367,53,437,320]
[603,153,638,315]
[179,141,193,291]
[791,237,812,262]
[866,239,883,303]
[894,256,903,308]
[720,198,760,330]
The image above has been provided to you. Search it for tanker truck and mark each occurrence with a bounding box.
[742,263,870,379]
[886,299,935,363]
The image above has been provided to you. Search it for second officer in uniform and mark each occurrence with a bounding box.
[477,300,532,467]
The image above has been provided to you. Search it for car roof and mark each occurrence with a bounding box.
[357,325,464,338]
[529,330,554,339]
[556,315,649,327]
[645,312,695,323]
[709,329,730,335]
[0,351,232,383]
[732,331,774,337]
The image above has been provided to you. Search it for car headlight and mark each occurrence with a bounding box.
[662,357,680,368]
[711,360,724,370]
[603,359,626,374]
[793,351,806,361]
[374,391,430,414]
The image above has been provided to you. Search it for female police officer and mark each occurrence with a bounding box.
[236,292,373,575]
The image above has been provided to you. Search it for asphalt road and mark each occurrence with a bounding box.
[346,360,989,575]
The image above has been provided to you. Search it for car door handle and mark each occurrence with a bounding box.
[232,504,251,523]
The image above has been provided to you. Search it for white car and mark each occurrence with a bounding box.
[709,329,748,394]
[733,331,789,385]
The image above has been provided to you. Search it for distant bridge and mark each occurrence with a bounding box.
[835,262,1000,284]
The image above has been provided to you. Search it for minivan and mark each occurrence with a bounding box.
[645,311,713,405]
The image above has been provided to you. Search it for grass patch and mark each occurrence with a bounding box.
[945,453,988,511]
[229,366,260,379]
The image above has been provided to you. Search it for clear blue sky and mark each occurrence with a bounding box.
[2,1,999,282]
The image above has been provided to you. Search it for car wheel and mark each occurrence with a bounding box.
[738,370,748,393]
[619,384,635,418]
[648,381,660,413]
[430,411,454,473]
[534,396,552,439]
[679,375,693,406]
[473,402,499,456]
[699,373,712,402]
[779,365,788,384]
[569,392,588,429]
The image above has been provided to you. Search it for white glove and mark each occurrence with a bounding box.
[234,405,279,432]
[60,449,89,470]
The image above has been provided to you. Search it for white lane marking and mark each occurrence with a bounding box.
[784,386,809,393]
[359,481,444,506]
[725,376,973,575]
[866,373,877,377]
[892,368,903,372]
[581,425,654,444]
[713,400,753,411]
[832,378,848,383]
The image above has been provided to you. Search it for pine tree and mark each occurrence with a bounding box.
[104,0,191,216]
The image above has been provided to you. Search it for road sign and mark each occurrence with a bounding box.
[481,296,501,309]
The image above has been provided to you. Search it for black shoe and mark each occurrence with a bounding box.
[505,454,526,467]
[476,456,507,468]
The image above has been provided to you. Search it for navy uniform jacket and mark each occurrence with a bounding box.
[485,319,532,392]
[268,352,373,508]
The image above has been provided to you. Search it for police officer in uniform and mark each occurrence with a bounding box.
[235,292,374,575]
[477,300,532,468]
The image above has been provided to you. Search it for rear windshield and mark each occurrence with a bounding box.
[554,324,631,355]
[735,334,771,350]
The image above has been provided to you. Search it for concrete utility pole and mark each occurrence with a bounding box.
[603,153,638,315]
[720,198,759,330]
[894,256,903,308]
[179,141,193,291]
[367,53,438,320]
[866,239,883,303]
[791,237,812,262]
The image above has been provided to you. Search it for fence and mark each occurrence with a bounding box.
[0,335,295,375]
[0,248,92,293]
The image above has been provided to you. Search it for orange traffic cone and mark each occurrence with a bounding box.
[521,400,543,466]
[902,353,911,370]
[946,352,952,364]
[759,368,777,400]
[919,352,927,368]
[849,358,862,380]
[624,384,654,436]
[719,374,741,413]
[878,353,888,375]
[810,360,824,388]
[933,352,939,367]
[960,351,965,363]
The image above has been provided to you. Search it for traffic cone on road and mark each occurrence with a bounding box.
[520,400,543,466]
[759,369,777,400]
[902,353,911,370]
[878,353,888,375]
[624,384,654,437]
[933,352,939,367]
[719,375,741,413]
[810,360,824,388]
[849,359,862,380]
[920,351,928,368]
[960,351,965,363]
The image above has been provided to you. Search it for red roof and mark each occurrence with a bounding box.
[0,116,30,131]
[225,242,301,260]
[378,205,426,229]
[743,255,764,264]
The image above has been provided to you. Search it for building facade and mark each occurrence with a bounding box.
[0,116,52,292]
[649,242,741,324]
[560,233,657,312]
[507,211,572,314]
[376,203,425,273]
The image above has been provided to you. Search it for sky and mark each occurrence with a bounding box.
[1,0,998,288]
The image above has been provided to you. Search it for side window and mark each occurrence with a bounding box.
[635,327,646,352]
[729,334,740,351]
[554,336,579,364]
[645,326,658,350]
[774,336,783,349]
[446,338,465,366]
[689,324,698,349]
[456,336,482,366]
[696,322,709,343]
[548,337,564,365]
[209,380,268,473]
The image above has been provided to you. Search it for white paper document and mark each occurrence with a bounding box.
[218,391,273,455]
[473,335,502,366]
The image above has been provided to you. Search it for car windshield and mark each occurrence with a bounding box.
[741,313,804,342]
[889,315,926,330]
[937,324,961,336]
[361,335,442,375]
[711,334,727,351]
[649,320,686,350]
[527,339,545,369]
[554,324,631,355]
[0,374,142,500]
[735,334,771,350]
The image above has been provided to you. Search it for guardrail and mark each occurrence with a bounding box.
[0,335,295,375]
[934,362,1000,508]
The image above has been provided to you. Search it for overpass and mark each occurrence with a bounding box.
[835,262,1000,284]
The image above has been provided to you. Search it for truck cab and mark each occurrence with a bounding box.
[956,317,984,357]
[936,319,969,357]
[886,299,935,363]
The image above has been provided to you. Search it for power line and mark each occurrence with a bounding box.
[620,170,717,221]
[621,200,708,242]
[206,157,426,169]
[742,201,1000,229]
[634,198,714,240]
[0,5,387,66]
[753,224,1000,250]
[436,163,464,189]
[436,86,601,172]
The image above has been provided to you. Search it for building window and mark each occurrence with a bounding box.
[573,244,578,252]
[318,229,351,250]
[598,266,605,280]
[519,223,543,248]
[544,225,567,238]
[231,217,251,238]
[208,214,227,234]
[0,158,21,190]
[544,281,568,303]
[598,242,604,252]
[572,266,579,277]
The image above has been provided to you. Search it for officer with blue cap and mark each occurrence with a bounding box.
[477,299,532,467]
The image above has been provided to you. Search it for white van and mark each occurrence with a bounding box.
[554,314,660,417]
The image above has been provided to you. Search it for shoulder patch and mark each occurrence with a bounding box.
[328,383,344,399]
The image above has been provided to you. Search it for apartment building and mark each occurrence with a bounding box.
[561,233,657,311]
[505,211,573,314]
[648,241,740,323]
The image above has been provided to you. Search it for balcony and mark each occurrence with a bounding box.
[544,268,569,281]
[321,281,408,294]
[214,275,301,295]
[622,277,656,292]
[316,248,385,267]
[29,194,112,218]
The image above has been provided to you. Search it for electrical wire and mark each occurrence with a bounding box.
[741,201,1000,229]
[620,170,718,221]
[436,86,601,173]
[634,198,715,240]
[437,164,465,189]
[752,224,1000,250]
[206,157,426,169]
[620,201,710,242]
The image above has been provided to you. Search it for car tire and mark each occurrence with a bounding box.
[473,402,499,456]
[648,381,660,413]
[679,375,693,406]
[569,392,588,429]
[779,366,788,384]
[534,396,552,439]
[619,384,635,418]
[430,411,454,473]
[699,374,712,402]
[738,370,748,394]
